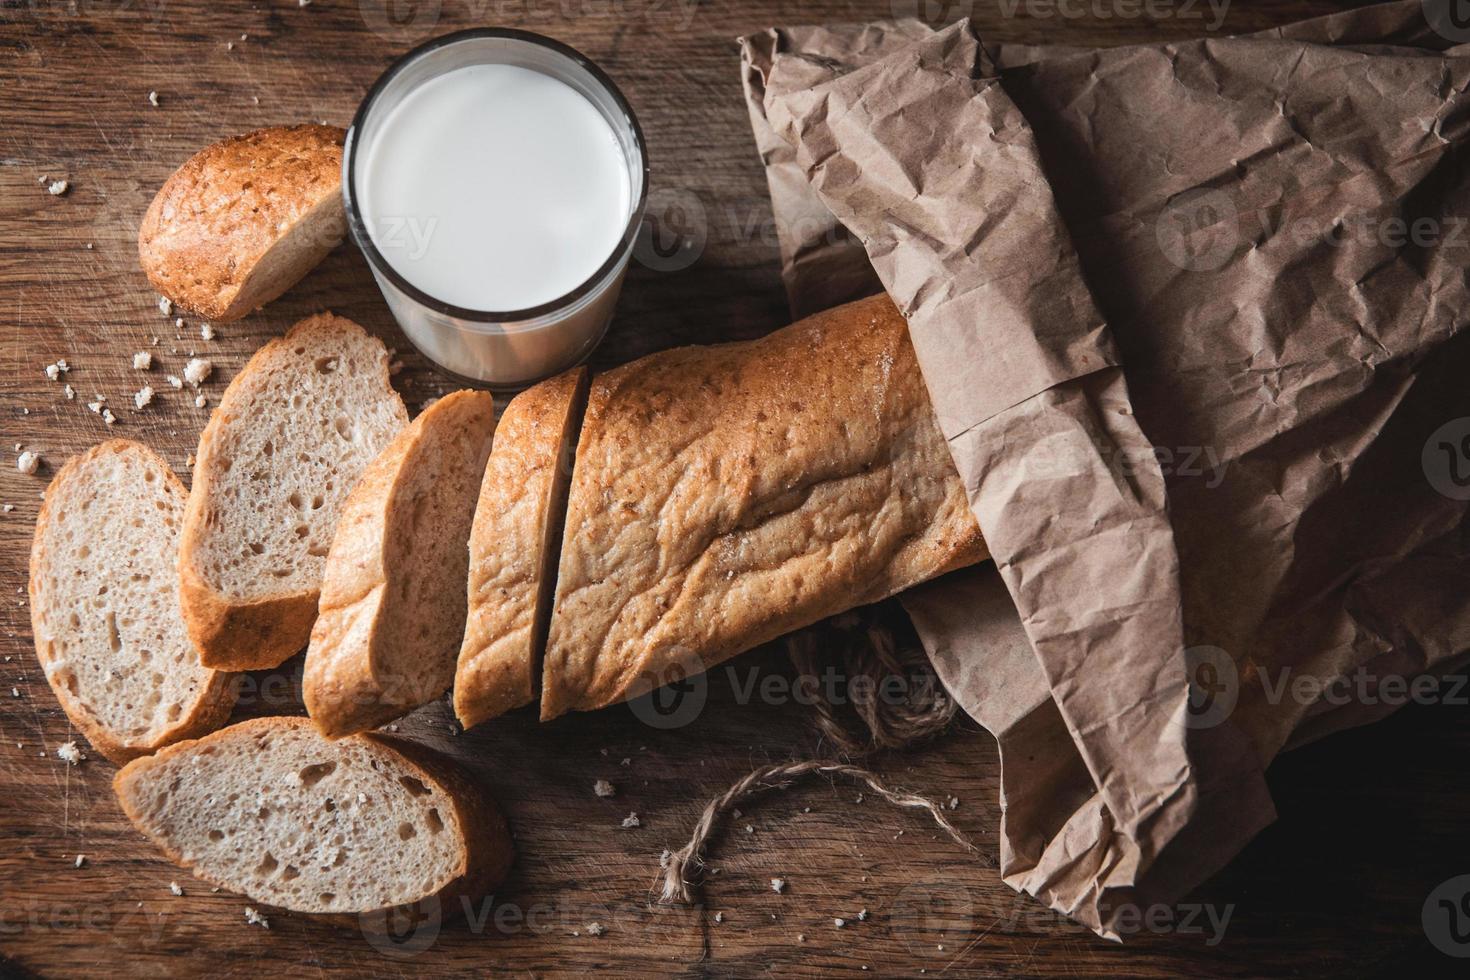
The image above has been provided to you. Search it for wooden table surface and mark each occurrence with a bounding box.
[2,0,1464,976]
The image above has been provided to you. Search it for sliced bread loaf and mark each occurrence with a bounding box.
[113,717,513,917]
[29,440,236,764]
[179,313,408,671]
[138,125,346,322]
[541,294,988,719]
[305,390,496,738]
[454,368,588,730]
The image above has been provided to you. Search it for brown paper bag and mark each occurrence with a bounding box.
[741,0,1470,939]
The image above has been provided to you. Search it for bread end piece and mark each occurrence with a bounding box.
[138,124,346,322]
[305,390,497,738]
[454,367,589,730]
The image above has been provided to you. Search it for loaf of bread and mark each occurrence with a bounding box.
[454,368,588,729]
[179,313,408,671]
[113,717,514,918]
[138,125,346,322]
[29,441,235,764]
[540,294,987,719]
[305,390,496,738]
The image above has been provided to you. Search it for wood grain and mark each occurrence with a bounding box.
[1,1,1460,977]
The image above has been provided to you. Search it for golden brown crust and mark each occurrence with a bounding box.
[454,368,588,730]
[178,312,407,672]
[29,440,237,765]
[541,294,987,719]
[138,125,345,321]
[304,390,496,738]
[113,717,514,921]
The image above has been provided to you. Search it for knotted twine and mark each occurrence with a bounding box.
[658,605,990,905]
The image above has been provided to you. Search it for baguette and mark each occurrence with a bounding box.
[138,125,346,322]
[541,294,987,719]
[454,368,588,729]
[29,441,235,764]
[178,313,408,671]
[305,390,496,738]
[113,717,513,918]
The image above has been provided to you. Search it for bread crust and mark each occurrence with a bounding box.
[541,294,988,719]
[112,717,514,922]
[454,368,588,730]
[138,124,345,321]
[178,312,408,671]
[29,440,237,765]
[304,390,496,738]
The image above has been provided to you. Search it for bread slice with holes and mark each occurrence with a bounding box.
[179,313,408,672]
[138,125,347,322]
[305,390,496,738]
[454,368,588,730]
[28,440,236,765]
[113,716,513,918]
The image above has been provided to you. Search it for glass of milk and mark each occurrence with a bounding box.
[344,29,648,388]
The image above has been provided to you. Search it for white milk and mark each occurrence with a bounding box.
[358,63,632,312]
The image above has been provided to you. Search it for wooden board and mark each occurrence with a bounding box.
[2,1,1464,976]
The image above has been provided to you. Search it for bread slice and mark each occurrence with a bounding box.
[454,368,588,730]
[305,390,496,738]
[113,717,513,918]
[541,293,988,719]
[179,313,408,671]
[138,125,347,322]
[28,440,236,764]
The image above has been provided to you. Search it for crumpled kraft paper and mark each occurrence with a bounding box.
[741,0,1470,940]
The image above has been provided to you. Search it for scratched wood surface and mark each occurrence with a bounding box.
[2,0,1464,976]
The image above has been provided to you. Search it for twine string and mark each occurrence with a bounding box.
[658,607,983,906]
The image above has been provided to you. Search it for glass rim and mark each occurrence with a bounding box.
[342,27,650,324]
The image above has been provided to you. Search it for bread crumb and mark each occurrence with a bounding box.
[798,933,806,942]
[834,918,846,928]
[174,317,184,329]
[133,351,152,370]
[185,453,195,468]
[200,323,214,341]
[47,179,69,196]
[56,741,83,765]
[744,824,754,834]
[64,383,75,400]
[166,375,183,389]
[585,922,604,936]
[593,779,615,798]
[713,912,724,923]
[74,855,86,868]
[659,848,671,869]
[147,91,159,107]
[134,386,154,410]
[948,796,960,810]
[244,907,269,928]
[194,394,207,409]
[771,878,786,894]
[158,295,172,316]
[620,757,631,767]
[102,408,117,425]
[3,504,13,513]
[44,364,59,381]
[857,908,868,921]
[183,357,212,386]
[621,812,640,829]
[16,451,40,475]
